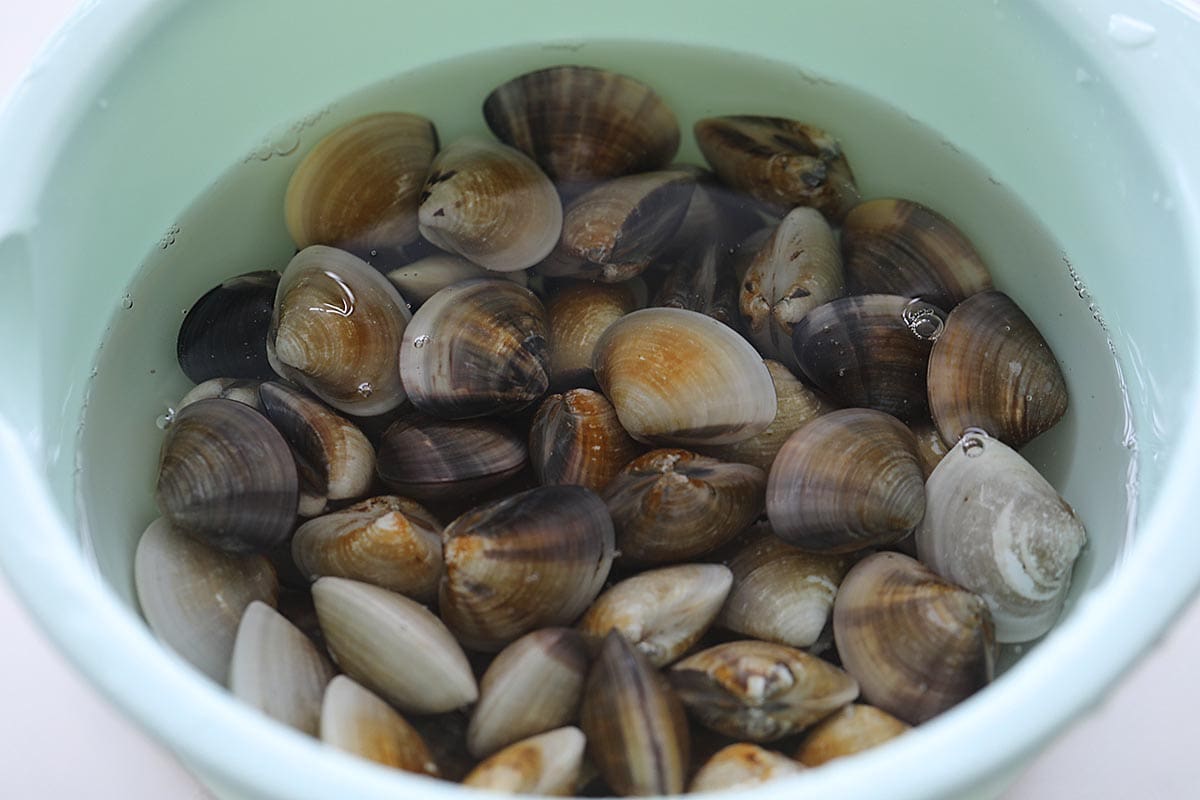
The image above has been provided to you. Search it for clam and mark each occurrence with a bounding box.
[664,173,780,258]
[694,115,859,221]
[291,496,443,603]
[134,517,278,683]
[841,198,993,310]
[177,270,280,383]
[545,280,641,390]
[927,290,1069,448]
[577,564,733,667]
[717,524,850,648]
[228,601,336,735]
[284,113,437,253]
[909,418,950,480]
[439,485,615,651]
[176,377,263,413]
[154,398,298,553]
[376,414,527,502]
[654,237,741,330]
[320,675,440,776]
[483,65,680,186]
[528,389,641,493]
[603,449,765,564]
[385,254,527,306]
[580,631,690,796]
[268,245,410,416]
[832,551,995,724]
[462,727,586,795]
[690,743,806,793]
[793,703,910,767]
[791,294,947,421]
[593,307,777,446]
[293,446,331,519]
[418,136,562,272]
[399,279,550,419]
[916,431,1087,642]
[312,576,477,714]
[259,382,374,502]
[467,628,590,759]
[765,408,926,553]
[741,207,844,368]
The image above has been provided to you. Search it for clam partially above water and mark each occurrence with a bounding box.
[177,270,280,383]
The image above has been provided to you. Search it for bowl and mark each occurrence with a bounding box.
[1,1,1199,798]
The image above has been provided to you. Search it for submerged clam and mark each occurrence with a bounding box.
[690,744,806,793]
[320,675,440,776]
[177,270,280,383]
[528,389,641,493]
[545,280,641,390]
[909,418,950,479]
[462,727,586,795]
[385,254,528,307]
[176,377,263,413]
[793,703,910,767]
[654,236,741,329]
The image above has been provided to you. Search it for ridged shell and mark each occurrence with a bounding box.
[841,198,993,310]
[593,308,776,446]
[177,378,263,413]
[399,279,550,418]
[320,675,440,776]
[916,432,1087,642]
[545,281,640,390]
[134,517,278,683]
[462,727,586,795]
[385,254,528,306]
[690,743,805,793]
[528,389,641,493]
[793,703,910,767]
[439,486,615,651]
[177,271,280,383]
[154,398,298,554]
[268,245,410,416]
[418,136,561,272]
[832,552,995,724]
[927,290,1068,448]
[766,408,926,553]
[284,113,437,253]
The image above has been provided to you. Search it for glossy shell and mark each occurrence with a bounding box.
[177,270,280,383]
[385,254,528,306]
[320,675,440,776]
[793,703,910,767]
[545,280,640,390]
[528,389,641,493]
[690,743,805,793]
[176,378,263,413]
[462,727,586,795]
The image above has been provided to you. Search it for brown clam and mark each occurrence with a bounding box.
[909,418,950,480]
[528,389,641,493]
[439,486,615,651]
[284,113,437,253]
[483,65,680,186]
[417,136,562,272]
[927,289,1068,448]
[320,675,440,776]
[690,743,806,793]
[832,552,995,724]
[603,449,765,564]
[669,640,859,741]
[545,280,641,391]
[694,115,859,221]
[462,727,586,795]
[793,703,910,767]
[654,237,741,330]
[385,254,528,307]
[841,198,993,310]
[765,408,926,553]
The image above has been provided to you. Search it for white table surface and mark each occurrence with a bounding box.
[3,2,1199,798]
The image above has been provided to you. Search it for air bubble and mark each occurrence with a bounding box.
[120,294,134,310]
[413,335,431,349]
[155,407,176,430]
[357,382,374,398]
[902,299,946,341]
[960,427,990,457]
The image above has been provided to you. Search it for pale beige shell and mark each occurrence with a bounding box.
[545,281,640,390]
[320,675,440,776]
[690,743,805,793]
[385,254,528,306]
[462,727,586,795]
[793,703,910,767]
[528,389,641,494]
[176,378,262,413]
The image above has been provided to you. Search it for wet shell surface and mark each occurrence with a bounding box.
[653,236,741,330]
[690,743,806,793]
[545,280,640,391]
[439,485,615,651]
[927,289,1068,448]
[528,389,641,494]
[177,270,280,383]
[462,726,586,795]
[916,432,1087,643]
[385,254,528,306]
[418,136,562,272]
[766,408,926,553]
[833,552,995,724]
[176,378,263,413]
[483,65,680,186]
[268,245,411,416]
[320,675,440,776]
[593,307,776,446]
[909,418,950,480]
[793,703,910,767]
[134,517,279,683]
[841,198,993,310]
[399,279,550,419]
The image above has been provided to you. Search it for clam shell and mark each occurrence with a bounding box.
[268,245,410,416]
[578,564,733,667]
[385,254,527,307]
[439,485,615,651]
[580,631,690,796]
[765,408,926,553]
[909,418,950,480]
[467,628,590,759]
[604,449,765,564]
[483,65,680,186]
[176,378,263,413]
[134,517,278,682]
[399,279,550,419]
[320,675,440,776]
[916,432,1087,642]
[841,198,993,310]
[664,173,781,258]
[545,280,640,390]
[832,551,995,724]
[593,307,777,446]
[462,727,586,795]
[927,289,1068,448]
[291,496,443,603]
[654,237,741,330]
[284,113,437,253]
[669,641,859,741]
[376,414,527,502]
[154,398,298,553]
[793,703,910,767]
[528,389,641,494]
[791,294,947,421]
[694,115,859,221]
[312,576,477,714]
[689,743,805,793]
[228,601,336,735]
[177,271,280,383]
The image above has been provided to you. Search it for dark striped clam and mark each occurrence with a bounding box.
[528,389,640,494]
[177,270,280,383]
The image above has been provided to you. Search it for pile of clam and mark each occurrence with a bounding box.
[136,65,1086,796]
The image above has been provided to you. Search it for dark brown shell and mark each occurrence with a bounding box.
[177,271,280,383]
[528,389,641,493]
